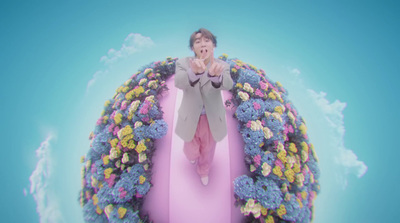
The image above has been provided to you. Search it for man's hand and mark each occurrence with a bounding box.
[209,57,224,77]
[189,56,206,74]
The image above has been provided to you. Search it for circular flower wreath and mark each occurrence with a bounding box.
[79,54,320,223]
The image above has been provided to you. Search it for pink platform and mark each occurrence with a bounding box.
[142,76,247,223]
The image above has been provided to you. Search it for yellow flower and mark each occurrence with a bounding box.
[299,123,307,135]
[297,198,304,208]
[139,153,147,163]
[289,143,298,153]
[148,80,158,89]
[125,90,134,100]
[238,91,249,101]
[103,155,110,165]
[310,143,319,162]
[80,156,85,163]
[276,81,283,88]
[277,150,287,163]
[103,116,109,124]
[235,83,243,88]
[250,165,256,172]
[134,121,143,128]
[301,149,309,162]
[143,164,149,171]
[115,160,121,168]
[139,175,146,184]
[104,168,113,179]
[121,164,125,170]
[232,68,238,73]
[116,86,124,93]
[265,215,274,223]
[122,86,129,93]
[127,139,136,149]
[268,92,276,100]
[284,169,295,183]
[114,113,123,125]
[243,83,254,93]
[301,191,308,200]
[277,142,284,151]
[135,142,147,154]
[281,183,288,193]
[92,194,99,205]
[133,86,145,97]
[293,163,301,173]
[91,176,98,187]
[277,204,287,217]
[287,111,295,125]
[271,112,282,122]
[261,206,268,216]
[273,166,283,177]
[296,173,305,187]
[263,127,273,139]
[274,106,283,115]
[122,153,129,164]
[85,160,91,171]
[262,163,271,176]
[96,205,103,214]
[110,138,119,148]
[117,125,133,140]
[104,100,111,107]
[301,142,309,154]
[118,207,127,219]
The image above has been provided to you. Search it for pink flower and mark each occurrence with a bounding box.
[253,155,261,167]
[108,123,115,133]
[136,192,143,198]
[96,117,103,125]
[110,111,117,120]
[119,187,127,198]
[253,102,261,110]
[255,89,264,97]
[275,159,283,168]
[113,126,120,136]
[91,164,96,174]
[105,174,116,187]
[259,81,267,90]
[246,121,252,128]
[120,101,128,110]
[142,117,150,122]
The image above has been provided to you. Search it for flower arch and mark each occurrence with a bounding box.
[79,55,320,223]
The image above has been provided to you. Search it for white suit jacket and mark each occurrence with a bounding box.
[174,57,233,142]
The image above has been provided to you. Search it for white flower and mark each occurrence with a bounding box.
[122,153,129,164]
[109,148,120,160]
[139,153,147,163]
[145,95,155,103]
[148,80,158,89]
[263,127,273,139]
[271,112,283,122]
[250,120,263,131]
[238,91,249,101]
[104,204,114,219]
[139,78,147,85]
[262,162,271,176]
[243,83,254,93]
[129,100,140,113]
[287,111,295,124]
[134,121,143,128]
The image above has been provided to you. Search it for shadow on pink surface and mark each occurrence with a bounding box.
[142,76,248,223]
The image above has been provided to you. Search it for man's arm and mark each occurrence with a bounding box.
[208,61,233,90]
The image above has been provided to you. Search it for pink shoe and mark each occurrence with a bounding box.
[190,160,196,165]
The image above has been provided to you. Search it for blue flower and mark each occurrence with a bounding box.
[83,201,108,223]
[254,177,283,209]
[108,205,141,223]
[244,144,261,156]
[281,193,301,221]
[147,120,168,139]
[137,181,151,196]
[97,184,114,209]
[237,69,260,88]
[233,175,256,200]
[261,152,275,166]
[236,99,264,122]
[241,128,264,148]
[133,126,148,141]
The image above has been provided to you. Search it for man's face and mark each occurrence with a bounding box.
[191,33,215,61]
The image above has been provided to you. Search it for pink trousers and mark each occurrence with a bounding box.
[183,115,217,177]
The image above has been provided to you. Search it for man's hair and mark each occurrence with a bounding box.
[189,28,217,49]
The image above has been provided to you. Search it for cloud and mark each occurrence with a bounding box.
[86,33,154,92]
[290,68,301,76]
[29,134,64,223]
[308,90,368,188]
[99,33,155,65]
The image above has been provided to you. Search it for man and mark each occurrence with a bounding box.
[175,28,233,186]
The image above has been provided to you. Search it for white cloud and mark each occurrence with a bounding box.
[290,68,301,76]
[86,33,155,91]
[29,134,64,223]
[99,33,155,65]
[308,90,368,188]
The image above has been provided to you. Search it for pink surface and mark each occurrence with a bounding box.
[143,76,247,223]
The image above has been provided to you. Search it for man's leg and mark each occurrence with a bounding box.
[197,115,217,177]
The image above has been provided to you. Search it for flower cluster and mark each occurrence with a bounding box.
[80,57,177,222]
[80,54,320,222]
[220,54,321,222]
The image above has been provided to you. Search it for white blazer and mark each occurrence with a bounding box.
[174,57,233,142]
